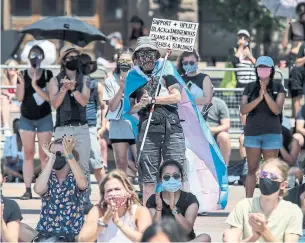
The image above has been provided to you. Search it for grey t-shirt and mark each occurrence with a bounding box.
[206,97,230,127]
[103,75,135,140]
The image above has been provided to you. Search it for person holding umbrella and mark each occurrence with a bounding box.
[48,45,91,198]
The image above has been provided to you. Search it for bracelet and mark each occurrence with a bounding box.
[97,218,108,227]
[65,153,74,160]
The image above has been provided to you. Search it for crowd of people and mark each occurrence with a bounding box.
[1,11,305,243]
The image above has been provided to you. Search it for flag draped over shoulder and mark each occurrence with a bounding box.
[123,59,228,211]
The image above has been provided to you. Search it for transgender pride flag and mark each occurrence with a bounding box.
[122,59,228,211]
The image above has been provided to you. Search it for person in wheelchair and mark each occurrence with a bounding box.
[19,136,88,242]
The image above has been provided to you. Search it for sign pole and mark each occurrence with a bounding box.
[136,49,171,166]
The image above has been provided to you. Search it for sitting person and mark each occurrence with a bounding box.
[280,125,301,167]
[206,96,231,165]
[223,158,303,243]
[3,119,24,180]
[19,136,88,242]
[146,161,211,242]
[78,170,152,242]
[293,104,305,147]
[141,217,188,242]
[0,161,23,242]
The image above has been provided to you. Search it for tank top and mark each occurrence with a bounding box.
[97,205,138,243]
[86,79,98,126]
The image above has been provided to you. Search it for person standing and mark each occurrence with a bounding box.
[240,56,286,198]
[16,45,53,200]
[127,37,185,205]
[103,48,137,173]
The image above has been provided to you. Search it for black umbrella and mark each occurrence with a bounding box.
[21,16,108,47]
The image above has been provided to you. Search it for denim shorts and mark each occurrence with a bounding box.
[244,134,282,150]
[19,114,53,133]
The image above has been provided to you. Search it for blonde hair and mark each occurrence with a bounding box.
[1,59,19,86]
[261,158,289,197]
[99,170,140,210]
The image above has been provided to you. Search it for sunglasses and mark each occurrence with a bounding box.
[29,52,43,59]
[65,55,79,61]
[162,173,181,181]
[259,170,283,181]
[182,61,196,66]
[137,50,158,58]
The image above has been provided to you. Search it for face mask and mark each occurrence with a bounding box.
[119,62,132,72]
[65,59,79,71]
[183,63,198,74]
[30,58,42,69]
[53,152,67,170]
[257,67,271,79]
[137,51,158,71]
[259,178,281,196]
[162,177,182,193]
[104,191,129,208]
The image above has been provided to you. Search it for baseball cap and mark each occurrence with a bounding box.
[132,36,161,60]
[255,56,274,67]
[237,29,250,38]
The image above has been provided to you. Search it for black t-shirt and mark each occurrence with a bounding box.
[3,197,22,223]
[243,82,286,136]
[182,73,208,90]
[146,191,199,240]
[297,42,305,59]
[21,69,53,120]
[130,74,183,134]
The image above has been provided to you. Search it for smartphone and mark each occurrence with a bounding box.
[155,183,163,193]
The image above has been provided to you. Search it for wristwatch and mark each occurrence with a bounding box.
[172,207,180,216]
[65,153,74,160]
[98,218,108,227]
[151,97,156,105]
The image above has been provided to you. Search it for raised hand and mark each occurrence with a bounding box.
[156,193,163,211]
[61,76,72,90]
[17,71,25,84]
[102,204,113,225]
[169,192,176,210]
[63,136,76,156]
[41,144,56,161]
[31,71,37,87]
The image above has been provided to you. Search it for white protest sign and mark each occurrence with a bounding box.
[149,18,199,52]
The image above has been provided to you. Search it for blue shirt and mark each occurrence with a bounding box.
[36,170,86,236]
[86,79,98,126]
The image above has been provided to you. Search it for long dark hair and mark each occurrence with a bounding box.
[141,217,188,242]
[158,161,184,182]
[114,47,134,75]
[177,50,200,76]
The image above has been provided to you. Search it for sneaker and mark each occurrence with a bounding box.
[20,191,32,200]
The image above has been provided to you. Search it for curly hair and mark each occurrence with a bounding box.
[176,50,200,76]
[99,170,140,210]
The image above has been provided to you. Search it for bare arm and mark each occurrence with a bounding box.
[223,227,260,243]
[16,73,25,102]
[97,82,104,108]
[263,92,285,115]
[284,234,300,243]
[296,120,305,135]
[1,220,20,242]
[195,76,213,105]
[210,118,230,134]
[149,208,162,221]
[72,76,90,107]
[33,156,55,196]
[260,227,282,243]
[281,26,290,49]
[49,77,67,109]
[155,84,181,105]
[116,206,152,242]
[66,156,88,190]
[280,138,300,166]
[296,56,305,67]
[108,86,124,112]
[174,203,198,234]
[240,95,262,115]
[129,97,144,114]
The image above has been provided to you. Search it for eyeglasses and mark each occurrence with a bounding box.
[65,55,79,61]
[137,50,158,58]
[29,52,43,59]
[259,170,283,181]
[182,61,196,66]
[162,173,181,181]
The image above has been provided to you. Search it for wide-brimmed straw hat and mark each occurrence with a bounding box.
[58,45,80,63]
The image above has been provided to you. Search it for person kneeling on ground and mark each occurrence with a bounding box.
[19,136,88,242]
[223,158,303,243]
[0,162,22,242]
[78,170,152,242]
[146,161,211,242]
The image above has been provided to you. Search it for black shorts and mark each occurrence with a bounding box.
[110,139,136,145]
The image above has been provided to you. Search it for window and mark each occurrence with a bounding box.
[104,0,123,21]
[41,0,64,16]
[11,0,31,16]
[72,0,96,17]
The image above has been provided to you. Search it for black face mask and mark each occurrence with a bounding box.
[53,152,67,170]
[119,63,132,72]
[30,57,42,69]
[65,59,79,71]
[259,178,281,196]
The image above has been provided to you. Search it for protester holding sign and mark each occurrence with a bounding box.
[16,44,54,200]
[103,48,137,173]
[240,56,286,198]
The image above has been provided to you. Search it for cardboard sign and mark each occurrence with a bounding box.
[149,18,199,52]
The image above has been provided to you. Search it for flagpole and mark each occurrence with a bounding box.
[136,49,171,166]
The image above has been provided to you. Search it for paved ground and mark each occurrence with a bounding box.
[3,177,260,242]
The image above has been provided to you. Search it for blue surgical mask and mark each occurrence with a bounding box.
[183,63,198,74]
[162,177,182,192]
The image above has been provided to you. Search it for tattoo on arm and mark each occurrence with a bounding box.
[84,76,91,89]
